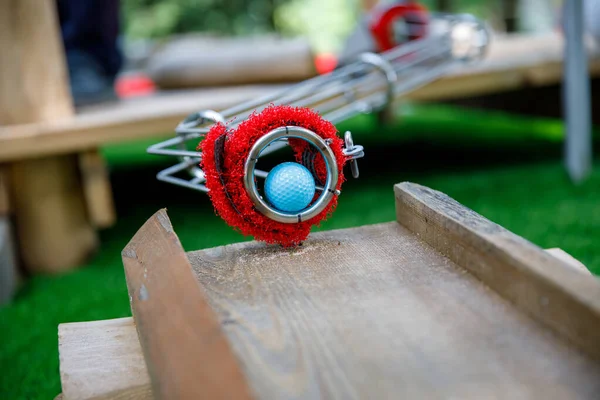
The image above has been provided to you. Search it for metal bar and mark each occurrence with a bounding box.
[563,0,592,183]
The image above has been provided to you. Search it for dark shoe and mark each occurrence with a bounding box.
[66,50,118,107]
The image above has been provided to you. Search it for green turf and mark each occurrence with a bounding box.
[1,105,599,399]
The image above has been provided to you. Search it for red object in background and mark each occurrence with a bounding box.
[200,105,347,246]
[315,53,338,74]
[115,72,156,98]
[368,1,429,52]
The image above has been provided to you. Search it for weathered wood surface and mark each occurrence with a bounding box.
[546,248,592,275]
[58,318,151,400]
[2,33,599,162]
[395,182,600,360]
[78,150,116,228]
[121,209,254,400]
[9,155,98,272]
[59,184,600,399]
[187,222,600,399]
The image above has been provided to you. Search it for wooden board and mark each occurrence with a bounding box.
[59,183,600,399]
[394,182,600,359]
[78,150,116,228]
[121,209,254,400]
[186,224,600,399]
[58,318,151,400]
[2,32,599,162]
[57,247,591,399]
[147,36,316,88]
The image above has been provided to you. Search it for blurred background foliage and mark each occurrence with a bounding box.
[121,0,519,54]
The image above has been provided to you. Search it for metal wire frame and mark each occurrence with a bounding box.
[147,13,490,193]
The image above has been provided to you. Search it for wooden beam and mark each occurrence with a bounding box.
[148,36,316,89]
[10,156,98,272]
[0,33,598,163]
[78,150,116,229]
[0,0,97,272]
[58,317,151,400]
[394,182,600,360]
[122,209,254,400]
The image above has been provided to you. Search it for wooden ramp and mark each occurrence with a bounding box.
[57,182,600,400]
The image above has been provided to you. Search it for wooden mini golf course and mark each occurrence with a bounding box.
[1,116,599,398]
[55,182,600,399]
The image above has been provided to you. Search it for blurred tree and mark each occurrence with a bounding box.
[121,0,291,39]
[121,0,529,54]
[274,0,361,54]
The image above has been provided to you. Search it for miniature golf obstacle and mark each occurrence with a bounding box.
[147,11,490,245]
[56,182,600,400]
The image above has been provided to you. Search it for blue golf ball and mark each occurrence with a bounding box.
[264,162,316,213]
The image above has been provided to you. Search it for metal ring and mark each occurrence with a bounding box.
[358,52,398,111]
[175,109,226,134]
[244,126,339,224]
[176,110,225,180]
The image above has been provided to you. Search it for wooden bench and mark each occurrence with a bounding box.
[2,0,600,274]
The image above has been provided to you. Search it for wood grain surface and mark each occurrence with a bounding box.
[187,222,600,399]
[122,209,254,400]
[58,318,151,400]
[395,182,600,360]
[78,150,116,229]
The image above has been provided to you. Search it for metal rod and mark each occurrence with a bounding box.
[147,14,489,193]
[563,0,592,183]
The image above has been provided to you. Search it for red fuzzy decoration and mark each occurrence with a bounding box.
[200,105,347,246]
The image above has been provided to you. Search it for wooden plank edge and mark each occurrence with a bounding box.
[0,85,281,162]
[58,317,150,400]
[545,248,592,275]
[121,209,254,400]
[394,182,600,360]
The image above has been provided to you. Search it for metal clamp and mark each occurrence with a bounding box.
[244,126,339,224]
[342,131,364,178]
[148,109,226,192]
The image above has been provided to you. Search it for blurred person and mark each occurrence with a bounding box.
[57,0,123,106]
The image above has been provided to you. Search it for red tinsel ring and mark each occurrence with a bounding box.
[200,105,346,246]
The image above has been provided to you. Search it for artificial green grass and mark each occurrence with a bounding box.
[1,105,599,399]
